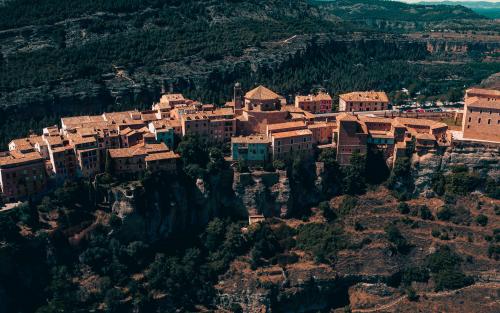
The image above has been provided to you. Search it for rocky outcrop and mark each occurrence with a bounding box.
[232,170,291,218]
[216,261,350,313]
[411,143,499,195]
[111,181,191,242]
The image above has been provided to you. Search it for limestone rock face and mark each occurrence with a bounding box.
[411,143,499,195]
[111,180,196,242]
[216,261,346,313]
[232,170,291,218]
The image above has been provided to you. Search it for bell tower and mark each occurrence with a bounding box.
[233,82,243,110]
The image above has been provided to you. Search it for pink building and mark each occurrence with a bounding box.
[295,92,332,113]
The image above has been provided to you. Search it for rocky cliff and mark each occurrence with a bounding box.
[109,168,293,241]
[232,170,292,218]
[412,142,499,195]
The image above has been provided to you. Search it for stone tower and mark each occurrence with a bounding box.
[233,82,243,110]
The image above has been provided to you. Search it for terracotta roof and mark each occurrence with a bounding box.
[108,143,169,159]
[272,129,312,139]
[336,113,359,122]
[43,135,64,147]
[160,93,185,103]
[466,88,500,98]
[394,117,446,129]
[267,121,306,131]
[208,107,235,117]
[315,92,332,101]
[50,145,73,153]
[0,151,43,166]
[183,113,209,121]
[416,133,436,141]
[465,97,500,109]
[141,113,158,122]
[232,135,270,144]
[296,92,332,102]
[339,91,389,102]
[67,134,96,145]
[9,138,35,151]
[145,151,180,162]
[358,116,394,124]
[369,130,394,138]
[307,122,336,129]
[245,85,280,101]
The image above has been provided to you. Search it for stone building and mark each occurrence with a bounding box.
[462,88,500,142]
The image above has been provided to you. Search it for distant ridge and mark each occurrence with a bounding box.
[413,1,500,18]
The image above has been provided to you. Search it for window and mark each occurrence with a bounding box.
[468,117,471,122]
[488,119,491,125]
[478,118,481,124]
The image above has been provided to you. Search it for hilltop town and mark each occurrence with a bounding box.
[1,84,498,204]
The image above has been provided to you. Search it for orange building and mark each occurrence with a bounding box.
[307,122,336,145]
[339,91,389,112]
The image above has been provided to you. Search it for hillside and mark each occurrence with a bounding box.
[313,0,482,22]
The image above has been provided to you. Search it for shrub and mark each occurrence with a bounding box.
[398,202,410,214]
[434,269,473,291]
[340,196,357,215]
[431,229,440,238]
[406,287,419,301]
[319,201,336,222]
[296,223,346,264]
[272,159,286,171]
[487,244,499,260]
[263,162,275,172]
[426,246,473,291]
[342,153,366,195]
[425,246,461,273]
[475,214,488,227]
[237,160,250,173]
[419,205,433,220]
[401,266,430,286]
[444,171,483,196]
[439,232,449,240]
[385,224,412,254]
[354,221,365,231]
[485,178,500,199]
[437,205,453,221]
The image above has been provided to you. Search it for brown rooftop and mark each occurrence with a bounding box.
[145,151,180,162]
[466,88,500,98]
[231,135,270,144]
[339,91,389,102]
[296,92,332,102]
[465,97,500,109]
[245,85,281,101]
[267,121,306,131]
[272,129,312,139]
[0,151,43,167]
[336,113,359,122]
